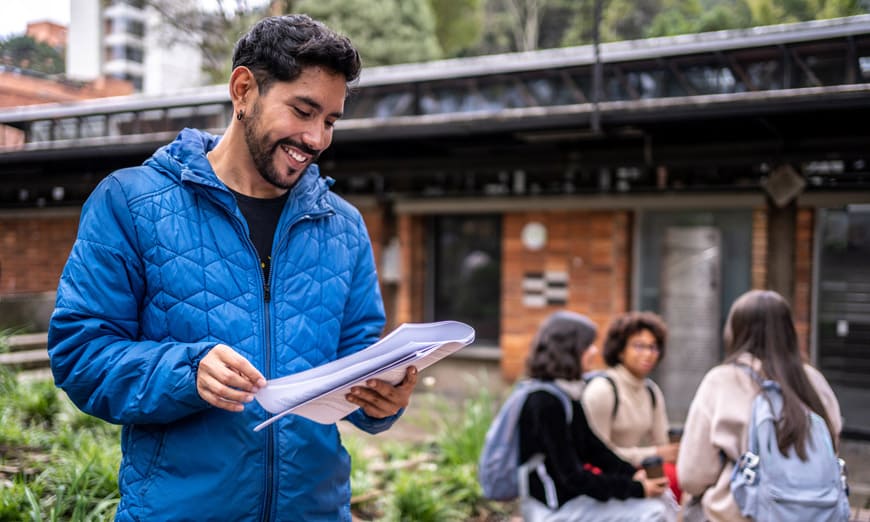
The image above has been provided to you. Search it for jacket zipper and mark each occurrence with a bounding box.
[262,257,273,521]
[261,210,332,521]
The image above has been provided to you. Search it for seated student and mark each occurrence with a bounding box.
[581,312,681,500]
[677,290,843,522]
[518,310,674,521]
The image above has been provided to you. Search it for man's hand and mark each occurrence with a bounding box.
[346,366,418,419]
[197,344,267,412]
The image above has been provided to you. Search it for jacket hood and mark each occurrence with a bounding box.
[145,128,222,186]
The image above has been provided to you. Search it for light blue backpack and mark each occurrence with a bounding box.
[730,366,850,522]
[478,380,573,509]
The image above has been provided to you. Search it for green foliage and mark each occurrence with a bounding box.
[0,378,121,522]
[382,468,469,522]
[344,381,509,520]
[648,0,752,38]
[17,380,61,427]
[293,0,443,66]
[435,387,495,467]
[600,0,664,41]
[0,35,65,75]
[429,0,485,56]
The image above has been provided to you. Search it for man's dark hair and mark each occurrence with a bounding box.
[232,14,361,94]
[602,311,667,367]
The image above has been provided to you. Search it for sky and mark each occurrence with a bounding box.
[1,0,71,38]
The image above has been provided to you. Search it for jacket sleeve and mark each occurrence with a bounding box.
[677,371,724,496]
[48,175,213,425]
[337,211,397,434]
[522,392,644,502]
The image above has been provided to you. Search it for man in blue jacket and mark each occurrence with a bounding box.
[48,14,417,521]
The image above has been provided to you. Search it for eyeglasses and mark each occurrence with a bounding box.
[629,342,660,354]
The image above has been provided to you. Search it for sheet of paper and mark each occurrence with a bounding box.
[253,321,475,430]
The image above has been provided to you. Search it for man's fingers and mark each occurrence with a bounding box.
[197,385,247,412]
[197,344,266,411]
[345,366,418,418]
[211,345,267,389]
[399,366,418,390]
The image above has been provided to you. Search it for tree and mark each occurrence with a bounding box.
[0,35,65,75]
[599,0,663,41]
[293,0,442,66]
[476,0,582,53]
[428,0,485,57]
[647,0,752,37]
[146,0,262,84]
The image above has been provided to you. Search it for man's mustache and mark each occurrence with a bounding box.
[276,139,319,157]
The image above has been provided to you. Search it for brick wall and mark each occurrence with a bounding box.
[0,212,78,294]
[752,208,767,290]
[794,208,814,358]
[394,214,426,327]
[357,206,384,272]
[0,71,133,108]
[500,210,631,380]
[750,205,814,358]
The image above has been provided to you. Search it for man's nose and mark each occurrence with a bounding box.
[301,120,330,151]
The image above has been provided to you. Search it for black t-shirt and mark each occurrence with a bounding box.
[231,189,289,281]
[518,390,644,506]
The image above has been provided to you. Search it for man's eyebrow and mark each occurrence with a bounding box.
[294,95,343,119]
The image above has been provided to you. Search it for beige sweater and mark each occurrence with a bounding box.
[677,353,842,522]
[581,364,669,467]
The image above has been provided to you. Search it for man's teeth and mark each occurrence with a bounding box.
[281,145,306,162]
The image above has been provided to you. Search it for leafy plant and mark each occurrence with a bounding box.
[381,468,468,522]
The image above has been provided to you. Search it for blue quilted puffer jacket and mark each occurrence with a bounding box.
[48,128,397,521]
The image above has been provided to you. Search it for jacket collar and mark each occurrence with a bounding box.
[145,128,333,212]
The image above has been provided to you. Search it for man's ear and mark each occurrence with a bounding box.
[229,66,257,110]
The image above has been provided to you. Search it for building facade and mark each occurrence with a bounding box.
[2,16,869,434]
[66,0,203,93]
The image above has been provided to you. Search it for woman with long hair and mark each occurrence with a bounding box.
[677,290,843,521]
[518,310,674,521]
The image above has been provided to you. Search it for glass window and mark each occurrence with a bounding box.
[815,205,870,436]
[429,215,502,345]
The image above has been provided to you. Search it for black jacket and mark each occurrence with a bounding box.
[519,389,645,506]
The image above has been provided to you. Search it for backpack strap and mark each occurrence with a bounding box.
[518,381,573,510]
[584,371,657,419]
[733,363,779,485]
[583,371,619,418]
[644,379,657,411]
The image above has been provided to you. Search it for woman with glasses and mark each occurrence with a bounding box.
[582,311,681,500]
[517,310,674,521]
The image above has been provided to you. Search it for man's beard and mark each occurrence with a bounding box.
[242,102,320,190]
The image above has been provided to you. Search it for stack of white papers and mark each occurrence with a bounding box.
[253,321,475,430]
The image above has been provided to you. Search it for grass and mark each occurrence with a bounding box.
[0,366,121,522]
